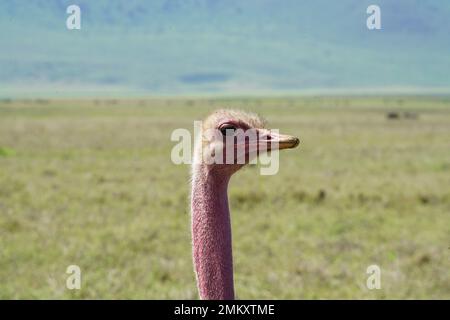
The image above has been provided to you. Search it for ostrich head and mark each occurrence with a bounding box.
[190,109,300,300]
[193,109,300,176]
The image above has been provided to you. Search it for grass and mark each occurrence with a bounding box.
[0,96,449,299]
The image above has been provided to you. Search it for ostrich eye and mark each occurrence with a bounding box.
[220,125,237,136]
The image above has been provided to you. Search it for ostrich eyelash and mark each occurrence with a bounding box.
[219,125,237,136]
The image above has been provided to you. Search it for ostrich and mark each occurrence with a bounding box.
[191,109,299,300]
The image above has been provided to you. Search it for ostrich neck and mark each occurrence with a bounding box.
[191,165,234,300]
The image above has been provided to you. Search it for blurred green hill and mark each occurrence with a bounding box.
[1,0,450,96]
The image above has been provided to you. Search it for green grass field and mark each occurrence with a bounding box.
[0,96,449,299]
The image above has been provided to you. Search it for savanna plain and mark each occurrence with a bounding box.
[0,96,449,299]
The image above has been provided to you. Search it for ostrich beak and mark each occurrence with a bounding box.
[259,129,300,150]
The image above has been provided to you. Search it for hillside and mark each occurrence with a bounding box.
[0,0,449,97]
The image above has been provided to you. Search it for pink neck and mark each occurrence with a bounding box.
[191,165,234,300]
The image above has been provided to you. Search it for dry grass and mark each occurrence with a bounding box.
[0,96,449,299]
